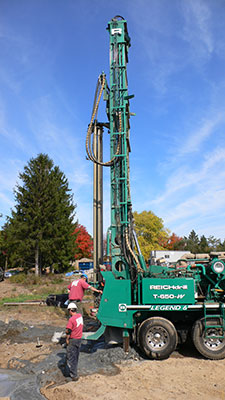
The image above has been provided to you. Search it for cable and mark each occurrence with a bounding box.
[85,74,121,167]
[125,228,143,273]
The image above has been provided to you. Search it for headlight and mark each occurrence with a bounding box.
[212,261,225,274]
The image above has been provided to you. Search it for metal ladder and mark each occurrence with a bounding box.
[203,303,225,339]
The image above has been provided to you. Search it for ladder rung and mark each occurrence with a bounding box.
[205,324,223,328]
[205,335,224,339]
[204,303,225,337]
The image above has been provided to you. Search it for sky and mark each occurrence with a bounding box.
[1,0,225,240]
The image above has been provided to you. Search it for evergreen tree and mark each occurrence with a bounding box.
[6,154,76,275]
[186,230,199,253]
[218,239,225,251]
[207,235,222,251]
[0,229,5,268]
[199,235,210,253]
[172,237,188,251]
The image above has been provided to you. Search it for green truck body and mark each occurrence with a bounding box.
[85,16,225,360]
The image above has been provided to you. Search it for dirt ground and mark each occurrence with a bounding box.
[41,358,225,400]
[1,280,225,400]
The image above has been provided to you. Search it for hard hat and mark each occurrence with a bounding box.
[81,273,88,280]
[67,302,77,310]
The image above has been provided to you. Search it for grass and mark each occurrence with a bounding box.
[10,273,64,285]
[0,287,69,305]
[1,273,93,309]
[1,273,69,307]
[0,293,47,306]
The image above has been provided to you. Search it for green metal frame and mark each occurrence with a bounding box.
[107,17,133,279]
[203,302,225,339]
[82,324,106,341]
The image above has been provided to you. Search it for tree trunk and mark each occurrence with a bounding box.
[35,242,39,276]
[4,255,8,271]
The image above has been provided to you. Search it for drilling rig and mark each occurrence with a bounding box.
[84,16,225,360]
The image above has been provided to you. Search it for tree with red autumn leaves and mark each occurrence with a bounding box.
[159,233,183,250]
[72,224,93,259]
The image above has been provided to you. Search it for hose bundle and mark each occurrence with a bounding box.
[85,74,121,167]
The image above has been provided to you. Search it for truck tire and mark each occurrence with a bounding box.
[192,317,225,360]
[138,317,178,360]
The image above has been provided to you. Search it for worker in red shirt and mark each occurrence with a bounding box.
[67,273,102,314]
[66,302,83,381]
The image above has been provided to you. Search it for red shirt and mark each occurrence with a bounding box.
[67,278,90,301]
[66,313,83,339]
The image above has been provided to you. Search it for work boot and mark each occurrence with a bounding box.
[71,376,79,381]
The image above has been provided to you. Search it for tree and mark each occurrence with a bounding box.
[207,235,222,251]
[133,210,170,261]
[160,233,183,250]
[0,229,6,268]
[6,154,76,275]
[0,214,6,268]
[72,224,93,260]
[185,230,199,254]
[198,235,210,253]
[218,239,225,252]
[174,232,225,254]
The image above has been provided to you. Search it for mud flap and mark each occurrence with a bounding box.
[104,326,123,345]
[82,324,106,340]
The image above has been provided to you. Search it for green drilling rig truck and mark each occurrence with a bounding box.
[84,16,225,360]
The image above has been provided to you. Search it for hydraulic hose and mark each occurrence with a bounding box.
[85,74,121,167]
[125,228,143,273]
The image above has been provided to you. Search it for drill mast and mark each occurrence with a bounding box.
[107,16,135,279]
[86,16,146,284]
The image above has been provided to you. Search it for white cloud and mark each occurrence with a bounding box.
[165,187,225,225]
[0,23,37,94]
[150,145,225,208]
[144,143,225,239]
[0,192,14,207]
[178,113,224,156]
[71,167,92,186]
[0,96,35,155]
[181,0,213,57]
[128,0,218,96]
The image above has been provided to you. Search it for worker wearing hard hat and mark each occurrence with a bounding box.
[66,302,83,381]
[67,273,102,314]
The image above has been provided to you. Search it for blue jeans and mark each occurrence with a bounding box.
[67,338,82,378]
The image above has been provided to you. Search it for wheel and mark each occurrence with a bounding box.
[192,317,225,360]
[138,317,178,360]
